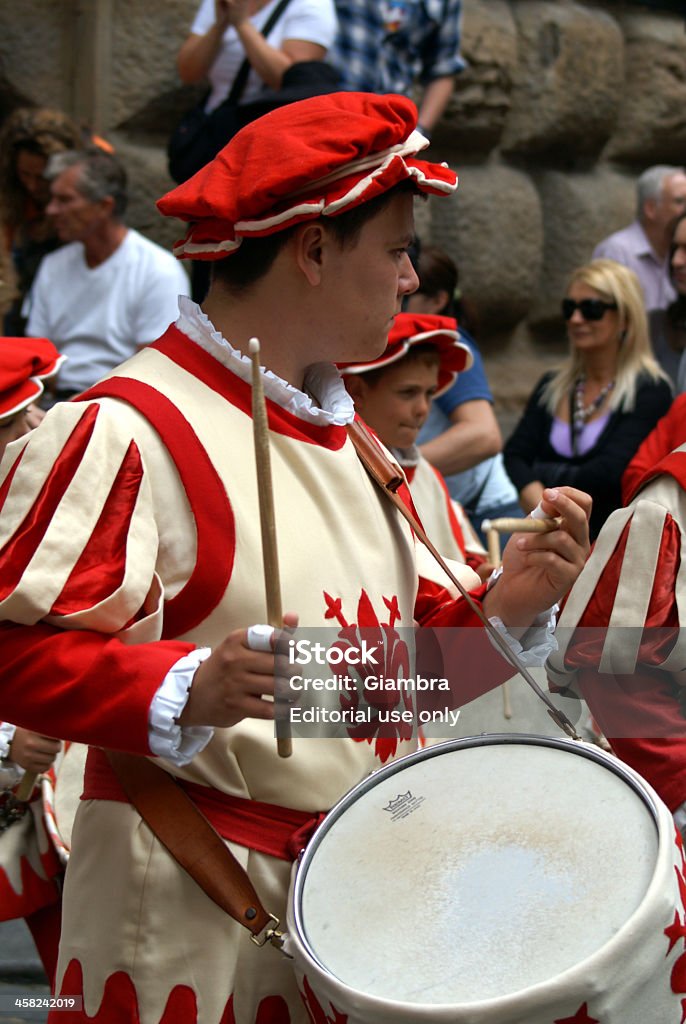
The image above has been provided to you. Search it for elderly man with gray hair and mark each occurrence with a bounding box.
[23,147,189,404]
[593,164,686,314]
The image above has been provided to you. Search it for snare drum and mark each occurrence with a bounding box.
[287,735,686,1023]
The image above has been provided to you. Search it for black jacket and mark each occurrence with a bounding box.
[504,372,673,539]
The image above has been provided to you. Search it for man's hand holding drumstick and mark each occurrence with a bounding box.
[482,486,592,630]
[180,488,591,729]
[178,615,299,730]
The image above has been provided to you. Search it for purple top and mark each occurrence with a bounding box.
[550,414,610,457]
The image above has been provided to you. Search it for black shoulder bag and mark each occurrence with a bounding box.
[167,0,293,184]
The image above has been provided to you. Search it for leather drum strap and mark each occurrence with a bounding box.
[346,419,476,598]
[106,751,278,943]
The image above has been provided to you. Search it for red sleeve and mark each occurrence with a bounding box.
[581,676,686,812]
[414,577,521,710]
[0,621,194,753]
[622,395,686,504]
[565,514,686,810]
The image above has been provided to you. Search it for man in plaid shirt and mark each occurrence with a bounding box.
[329,0,464,140]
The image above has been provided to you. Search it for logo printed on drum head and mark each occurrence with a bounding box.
[383,790,424,821]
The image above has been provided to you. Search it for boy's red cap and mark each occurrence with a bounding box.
[157,92,458,261]
[0,337,64,419]
[338,313,472,396]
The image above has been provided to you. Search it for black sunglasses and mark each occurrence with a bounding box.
[562,298,618,321]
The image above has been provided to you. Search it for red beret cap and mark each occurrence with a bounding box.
[157,92,458,261]
[0,337,64,419]
[338,313,472,396]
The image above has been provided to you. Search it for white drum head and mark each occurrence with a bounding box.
[296,737,658,1005]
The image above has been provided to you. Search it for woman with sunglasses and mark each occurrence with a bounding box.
[504,258,671,539]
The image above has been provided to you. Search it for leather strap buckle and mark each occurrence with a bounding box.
[250,913,287,952]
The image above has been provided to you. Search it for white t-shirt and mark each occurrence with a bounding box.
[25,229,190,394]
[191,0,338,111]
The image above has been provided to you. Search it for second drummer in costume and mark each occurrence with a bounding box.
[548,448,686,829]
[0,93,590,1023]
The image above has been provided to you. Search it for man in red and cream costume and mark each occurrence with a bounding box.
[548,438,686,831]
[0,94,590,1024]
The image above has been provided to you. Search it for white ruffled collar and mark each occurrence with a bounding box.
[175,296,355,427]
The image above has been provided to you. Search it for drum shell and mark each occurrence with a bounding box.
[286,735,686,1024]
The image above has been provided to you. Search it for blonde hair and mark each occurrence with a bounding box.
[541,258,669,415]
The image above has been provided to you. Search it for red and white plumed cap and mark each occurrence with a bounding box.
[0,337,65,419]
[339,313,472,396]
[157,92,458,261]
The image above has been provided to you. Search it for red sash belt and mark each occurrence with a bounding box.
[83,747,325,861]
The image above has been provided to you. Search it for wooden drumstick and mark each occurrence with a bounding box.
[15,771,38,802]
[484,528,513,720]
[486,527,501,569]
[481,516,563,535]
[249,338,292,759]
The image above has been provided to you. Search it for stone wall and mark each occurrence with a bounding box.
[433,0,686,422]
[1,0,684,426]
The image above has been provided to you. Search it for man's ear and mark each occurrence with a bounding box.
[643,197,658,224]
[292,222,328,286]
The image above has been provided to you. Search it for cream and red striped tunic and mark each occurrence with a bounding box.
[0,307,512,1024]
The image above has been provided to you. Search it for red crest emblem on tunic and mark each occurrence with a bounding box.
[323,589,413,762]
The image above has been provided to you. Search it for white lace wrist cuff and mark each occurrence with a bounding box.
[487,605,559,668]
[149,648,214,766]
[0,722,17,760]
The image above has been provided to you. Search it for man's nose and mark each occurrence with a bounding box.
[399,253,419,297]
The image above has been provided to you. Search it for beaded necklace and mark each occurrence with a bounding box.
[571,375,614,454]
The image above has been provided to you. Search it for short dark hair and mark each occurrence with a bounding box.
[211,180,421,295]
